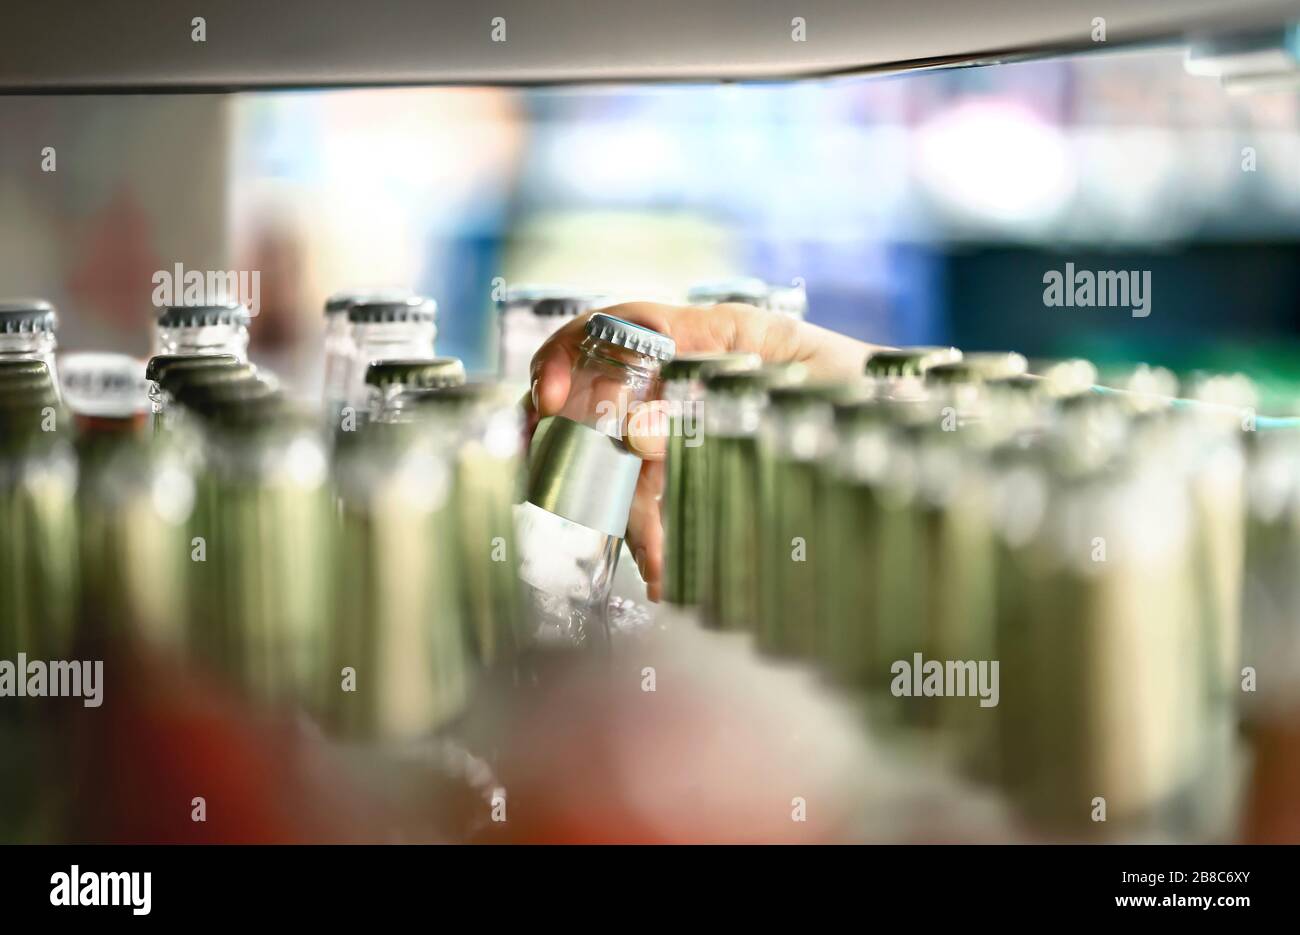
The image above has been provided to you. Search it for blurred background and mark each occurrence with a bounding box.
[3,44,1300,391]
[8,18,1300,846]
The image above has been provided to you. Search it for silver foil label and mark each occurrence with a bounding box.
[526,416,642,539]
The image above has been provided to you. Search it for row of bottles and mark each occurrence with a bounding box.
[660,342,1291,841]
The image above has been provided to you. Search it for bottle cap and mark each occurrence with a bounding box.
[156,359,252,393]
[585,313,675,361]
[325,288,411,316]
[687,277,769,306]
[502,285,603,316]
[364,357,466,390]
[864,346,962,378]
[347,295,437,324]
[157,303,251,329]
[0,299,57,334]
[145,352,240,384]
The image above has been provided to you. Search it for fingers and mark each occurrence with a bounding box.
[528,313,591,417]
[626,460,665,602]
[625,399,671,461]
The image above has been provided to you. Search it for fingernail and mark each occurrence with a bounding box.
[530,378,540,410]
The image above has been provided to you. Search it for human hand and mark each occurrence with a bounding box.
[524,301,880,601]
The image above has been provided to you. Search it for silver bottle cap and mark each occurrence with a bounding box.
[585,313,675,361]
[0,298,57,333]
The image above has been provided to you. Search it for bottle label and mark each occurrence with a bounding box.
[526,416,641,538]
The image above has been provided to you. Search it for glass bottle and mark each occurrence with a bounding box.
[340,296,438,426]
[391,382,526,674]
[153,303,251,361]
[498,286,603,387]
[73,395,194,655]
[864,346,963,401]
[144,353,242,430]
[322,288,411,428]
[687,277,807,320]
[660,352,761,606]
[0,375,76,664]
[756,382,841,659]
[699,369,771,634]
[364,357,466,423]
[330,416,471,739]
[56,352,149,421]
[184,392,332,711]
[990,391,1209,839]
[0,372,76,843]
[0,299,61,394]
[517,313,675,651]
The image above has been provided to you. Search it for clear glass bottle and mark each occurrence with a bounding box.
[687,277,807,320]
[322,288,411,427]
[364,357,466,423]
[517,313,675,651]
[498,286,603,387]
[153,303,251,361]
[660,352,761,606]
[56,352,149,420]
[0,299,61,394]
[341,296,438,425]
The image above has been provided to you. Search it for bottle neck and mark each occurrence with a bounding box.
[578,336,660,385]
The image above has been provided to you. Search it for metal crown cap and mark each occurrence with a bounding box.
[324,287,411,316]
[347,295,437,324]
[157,303,250,329]
[530,296,601,317]
[687,277,769,306]
[0,299,57,334]
[865,346,963,378]
[585,313,675,361]
[145,353,240,383]
[364,357,466,390]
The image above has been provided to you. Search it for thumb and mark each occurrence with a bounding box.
[625,399,671,461]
